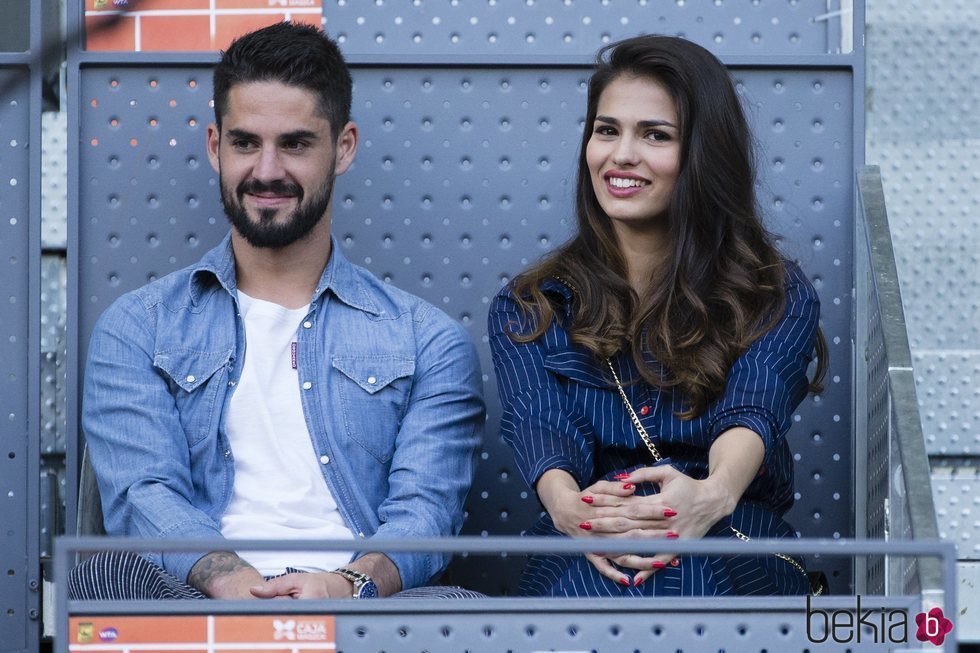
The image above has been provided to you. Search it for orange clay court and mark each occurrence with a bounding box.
[83,0,322,52]
[68,615,336,652]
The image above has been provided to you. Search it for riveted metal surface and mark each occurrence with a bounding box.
[866,0,980,577]
[327,0,840,58]
[932,465,980,560]
[74,63,857,593]
[0,62,37,651]
[870,140,980,350]
[915,351,980,456]
[75,66,223,367]
[42,111,68,249]
[330,601,920,651]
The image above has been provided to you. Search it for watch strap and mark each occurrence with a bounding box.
[329,567,376,598]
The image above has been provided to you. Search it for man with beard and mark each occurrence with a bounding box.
[70,22,485,600]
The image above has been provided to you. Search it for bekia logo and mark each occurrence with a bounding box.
[807,595,954,646]
[916,607,954,646]
[273,619,328,642]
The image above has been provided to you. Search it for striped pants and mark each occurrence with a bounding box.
[67,551,486,600]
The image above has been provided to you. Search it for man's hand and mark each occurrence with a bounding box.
[251,572,355,599]
[188,551,265,599]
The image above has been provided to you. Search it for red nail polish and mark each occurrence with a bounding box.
[663,508,677,517]
[634,576,646,587]
[613,473,630,480]
[622,483,634,490]
[579,521,592,531]
[652,560,666,569]
[618,577,631,586]
[671,558,680,567]
[666,531,679,539]
[581,496,594,504]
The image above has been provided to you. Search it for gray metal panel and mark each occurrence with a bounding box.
[67,3,862,599]
[327,0,839,58]
[74,65,224,375]
[915,351,980,456]
[0,24,41,650]
[41,112,68,249]
[0,64,34,653]
[932,464,980,560]
[73,63,857,593]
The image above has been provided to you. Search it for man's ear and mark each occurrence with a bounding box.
[206,123,221,174]
[333,121,358,175]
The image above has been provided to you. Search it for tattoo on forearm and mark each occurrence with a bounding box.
[188,551,251,591]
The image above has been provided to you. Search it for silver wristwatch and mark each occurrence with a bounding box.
[329,567,379,599]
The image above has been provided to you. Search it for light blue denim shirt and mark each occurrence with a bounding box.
[83,233,485,589]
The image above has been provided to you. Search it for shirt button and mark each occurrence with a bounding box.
[303,321,313,329]
[302,381,312,390]
[319,455,330,465]
[228,380,236,387]
[223,449,231,459]
[367,376,377,385]
[186,375,196,383]
[639,405,650,416]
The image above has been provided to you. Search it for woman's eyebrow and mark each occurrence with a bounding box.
[594,115,678,130]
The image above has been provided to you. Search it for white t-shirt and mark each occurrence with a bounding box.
[219,291,354,575]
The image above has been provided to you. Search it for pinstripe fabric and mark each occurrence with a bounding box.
[488,261,819,597]
[67,552,486,600]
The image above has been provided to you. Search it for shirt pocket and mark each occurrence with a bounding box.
[332,355,415,463]
[542,350,611,389]
[154,348,232,448]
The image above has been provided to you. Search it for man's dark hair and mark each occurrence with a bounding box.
[213,22,352,140]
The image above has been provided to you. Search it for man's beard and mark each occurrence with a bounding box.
[220,168,335,249]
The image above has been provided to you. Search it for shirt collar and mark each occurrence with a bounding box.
[187,233,381,316]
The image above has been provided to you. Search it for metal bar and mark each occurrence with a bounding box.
[66,51,862,69]
[55,534,953,558]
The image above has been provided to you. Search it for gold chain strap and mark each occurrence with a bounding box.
[728,525,821,595]
[604,358,820,595]
[605,360,662,462]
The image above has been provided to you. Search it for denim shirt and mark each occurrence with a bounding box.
[83,234,485,589]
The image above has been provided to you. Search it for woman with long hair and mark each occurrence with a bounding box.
[488,34,827,597]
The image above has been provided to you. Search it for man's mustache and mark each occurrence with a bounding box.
[237,179,303,200]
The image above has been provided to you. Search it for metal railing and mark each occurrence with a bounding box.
[54,535,957,653]
[855,165,942,599]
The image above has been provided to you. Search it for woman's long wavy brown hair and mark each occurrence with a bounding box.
[510,35,826,419]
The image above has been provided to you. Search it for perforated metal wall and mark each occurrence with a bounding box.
[0,62,39,651]
[327,0,842,58]
[68,2,862,596]
[74,67,223,359]
[72,62,857,593]
[861,237,888,594]
[867,0,980,461]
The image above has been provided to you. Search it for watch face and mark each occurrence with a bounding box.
[356,580,379,599]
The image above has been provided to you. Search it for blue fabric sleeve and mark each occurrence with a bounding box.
[708,263,820,466]
[488,288,595,489]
